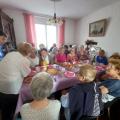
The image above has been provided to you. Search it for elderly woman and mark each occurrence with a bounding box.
[20,72,61,120]
[61,64,102,120]
[55,47,67,64]
[0,42,33,120]
[96,49,108,65]
[67,48,78,63]
[78,45,89,61]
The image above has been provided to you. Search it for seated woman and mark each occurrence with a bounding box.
[20,72,61,120]
[39,48,53,66]
[67,48,78,63]
[64,45,69,57]
[28,48,39,67]
[61,64,102,120]
[39,43,46,50]
[109,52,120,60]
[99,58,120,103]
[78,45,89,61]
[55,47,67,64]
[96,49,108,66]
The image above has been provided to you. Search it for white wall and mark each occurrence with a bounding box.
[3,9,26,45]
[76,1,120,56]
[65,18,76,45]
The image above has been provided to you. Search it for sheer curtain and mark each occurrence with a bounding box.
[58,20,65,48]
[23,13,36,47]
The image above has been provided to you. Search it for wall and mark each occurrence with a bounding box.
[2,10,76,46]
[65,18,76,45]
[76,1,120,56]
[3,9,26,45]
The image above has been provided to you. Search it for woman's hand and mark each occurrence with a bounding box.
[99,86,109,94]
[24,76,32,84]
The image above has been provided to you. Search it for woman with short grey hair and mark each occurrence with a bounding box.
[31,72,53,100]
[21,72,61,120]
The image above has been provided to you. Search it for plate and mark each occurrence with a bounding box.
[47,68,59,75]
[96,66,105,71]
[64,71,75,78]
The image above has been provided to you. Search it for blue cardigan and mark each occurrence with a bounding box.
[96,56,108,65]
[100,79,120,97]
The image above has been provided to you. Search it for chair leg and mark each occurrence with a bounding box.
[107,107,110,120]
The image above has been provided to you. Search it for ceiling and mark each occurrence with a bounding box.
[0,0,119,19]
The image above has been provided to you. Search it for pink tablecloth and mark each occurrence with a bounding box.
[14,65,80,119]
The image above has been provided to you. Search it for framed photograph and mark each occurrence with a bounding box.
[89,19,107,37]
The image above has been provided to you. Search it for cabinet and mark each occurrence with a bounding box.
[0,9,16,54]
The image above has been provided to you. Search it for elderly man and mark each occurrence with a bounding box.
[0,42,33,120]
[0,31,6,45]
[0,31,7,60]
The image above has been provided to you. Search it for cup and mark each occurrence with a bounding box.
[35,66,41,72]
[41,66,47,72]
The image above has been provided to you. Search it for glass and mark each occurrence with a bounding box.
[42,61,49,66]
[41,66,47,72]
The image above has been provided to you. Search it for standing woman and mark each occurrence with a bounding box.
[0,42,33,120]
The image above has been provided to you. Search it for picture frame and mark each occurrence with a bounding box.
[89,19,107,37]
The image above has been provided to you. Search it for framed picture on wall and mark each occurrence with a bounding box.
[89,19,107,37]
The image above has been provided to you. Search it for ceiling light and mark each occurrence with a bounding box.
[47,0,63,25]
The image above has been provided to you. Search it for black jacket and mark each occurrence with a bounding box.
[69,82,102,120]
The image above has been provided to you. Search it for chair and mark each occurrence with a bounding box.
[109,97,120,120]
[98,97,120,120]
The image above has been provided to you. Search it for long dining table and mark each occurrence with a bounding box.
[14,63,106,119]
[14,64,81,119]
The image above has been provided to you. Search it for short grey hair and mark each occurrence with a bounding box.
[30,72,53,100]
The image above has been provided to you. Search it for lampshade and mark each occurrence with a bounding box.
[47,0,63,25]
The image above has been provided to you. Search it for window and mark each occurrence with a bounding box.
[35,24,57,50]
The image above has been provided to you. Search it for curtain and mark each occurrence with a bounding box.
[23,13,36,47]
[58,20,65,48]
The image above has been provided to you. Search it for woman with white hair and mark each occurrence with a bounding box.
[0,42,33,120]
[20,72,61,120]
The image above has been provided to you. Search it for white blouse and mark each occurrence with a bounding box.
[0,51,31,94]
